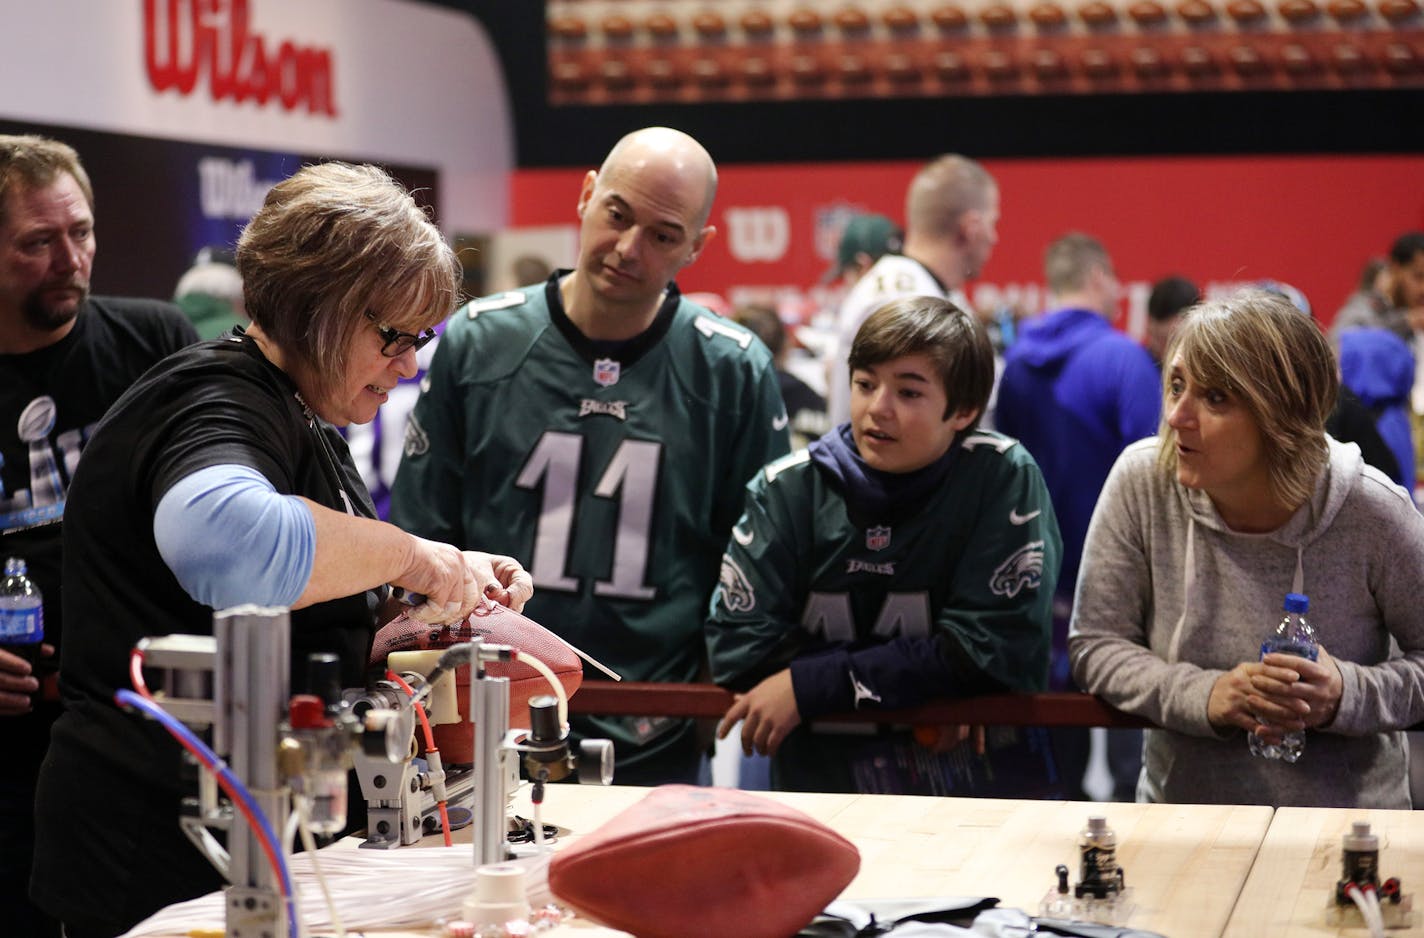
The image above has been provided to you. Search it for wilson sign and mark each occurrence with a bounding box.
[143,0,337,116]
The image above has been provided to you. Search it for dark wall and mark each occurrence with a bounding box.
[428,1,1424,168]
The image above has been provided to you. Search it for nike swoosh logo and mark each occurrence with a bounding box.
[732,525,754,546]
[772,413,790,430]
[1009,509,1041,525]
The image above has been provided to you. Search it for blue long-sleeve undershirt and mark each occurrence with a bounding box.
[153,464,316,609]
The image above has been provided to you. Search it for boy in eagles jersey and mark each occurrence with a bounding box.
[390,128,790,784]
[709,296,1062,795]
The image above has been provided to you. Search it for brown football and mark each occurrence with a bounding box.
[548,785,861,938]
[369,600,583,764]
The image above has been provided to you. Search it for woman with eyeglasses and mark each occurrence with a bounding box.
[31,162,532,938]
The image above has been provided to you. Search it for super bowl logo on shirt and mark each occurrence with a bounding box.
[593,358,621,387]
[990,541,1045,598]
[1,395,82,533]
[865,525,891,551]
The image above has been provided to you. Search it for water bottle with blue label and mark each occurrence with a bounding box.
[0,556,44,666]
[1249,592,1317,763]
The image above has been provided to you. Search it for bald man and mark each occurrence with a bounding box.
[391,128,790,784]
[827,155,1000,425]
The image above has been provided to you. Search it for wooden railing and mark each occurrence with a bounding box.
[568,682,1152,728]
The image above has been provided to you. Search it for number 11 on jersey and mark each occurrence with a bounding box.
[515,430,661,600]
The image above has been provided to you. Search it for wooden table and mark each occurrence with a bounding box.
[815,793,1271,936]
[437,786,1271,937]
[1223,806,1424,937]
[143,786,1273,937]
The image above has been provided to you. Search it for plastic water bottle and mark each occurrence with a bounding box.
[1248,592,1317,763]
[0,557,44,666]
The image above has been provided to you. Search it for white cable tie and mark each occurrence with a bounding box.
[550,633,622,681]
[119,847,552,935]
[294,794,346,938]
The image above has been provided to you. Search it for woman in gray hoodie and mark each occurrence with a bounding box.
[1070,288,1424,808]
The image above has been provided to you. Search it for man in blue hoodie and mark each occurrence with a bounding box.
[997,232,1160,799]
[1336,328,1414,490]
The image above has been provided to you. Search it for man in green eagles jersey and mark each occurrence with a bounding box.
[709,296,1062,794]
[391,127,790,783]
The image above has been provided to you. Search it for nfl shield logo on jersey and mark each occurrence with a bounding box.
[865,525,891,551]
[593,358,621,387]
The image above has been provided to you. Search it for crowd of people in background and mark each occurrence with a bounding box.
[4,128,1424,936]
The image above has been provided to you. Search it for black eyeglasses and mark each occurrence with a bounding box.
[365,311,437,357]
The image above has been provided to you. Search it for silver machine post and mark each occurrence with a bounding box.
[467,637,615,869]
[214,604,292,938]
[470,637,512,867]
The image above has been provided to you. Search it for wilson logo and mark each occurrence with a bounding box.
[724,207,790,263]
[144,0,339,117]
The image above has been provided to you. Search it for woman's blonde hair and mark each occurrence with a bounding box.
[1157,287,1338,509]
[237,162,460,405]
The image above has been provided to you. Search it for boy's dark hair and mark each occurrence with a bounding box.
[848,296,994,426]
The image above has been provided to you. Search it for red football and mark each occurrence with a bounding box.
[369,600,583,764]
[548,785,861,938]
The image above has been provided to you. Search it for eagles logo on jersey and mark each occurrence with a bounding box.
[718,556,756,613]
[402,412,430,457]
[990,540,1046,598]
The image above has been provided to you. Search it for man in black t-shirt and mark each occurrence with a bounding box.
[0,134,196,938]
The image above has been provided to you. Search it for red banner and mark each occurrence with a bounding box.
[512,154,1424,333]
